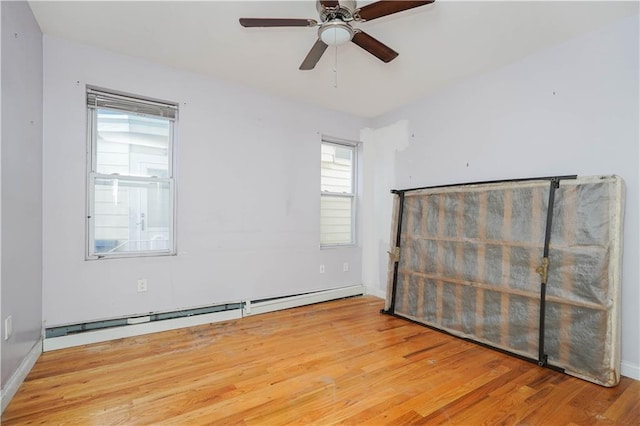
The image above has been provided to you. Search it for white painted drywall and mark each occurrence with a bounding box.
[0,0,3,397]
[361,120,411,298]
[42,36,366,327]
[364,15,639,377]
[1,0,43,392]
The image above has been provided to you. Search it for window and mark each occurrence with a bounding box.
[86,88,177,258]
[320,139,357,246]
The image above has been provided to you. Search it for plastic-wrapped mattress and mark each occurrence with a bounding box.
[384,175,624,387]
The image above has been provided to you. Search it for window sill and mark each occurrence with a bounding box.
[86,251,176,261]
[320,243,357,250]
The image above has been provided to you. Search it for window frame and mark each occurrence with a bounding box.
[320,136,358,248]
[86,87,178,260]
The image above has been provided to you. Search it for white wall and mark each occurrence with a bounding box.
[1,0,4,396]
[363,15,639,377]
[1,0,43,394]
[42,36,366,327]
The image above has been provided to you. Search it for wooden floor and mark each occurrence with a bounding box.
[3,296,639,425]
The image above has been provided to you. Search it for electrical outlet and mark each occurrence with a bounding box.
[137,279,148,292]
[319,264,325,274]
[4,315,12,340]
[343,262,349,272]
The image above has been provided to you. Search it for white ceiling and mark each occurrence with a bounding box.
[28,1,639,118]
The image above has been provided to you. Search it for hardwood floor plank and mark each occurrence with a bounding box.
[2,296,638,425]
[603,378,640,423]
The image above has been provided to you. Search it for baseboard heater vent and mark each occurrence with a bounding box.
[244,285,365,316]
[44,285,365,352]
[43,302,243,352]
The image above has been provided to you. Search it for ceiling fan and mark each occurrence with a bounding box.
[239,0,434,70]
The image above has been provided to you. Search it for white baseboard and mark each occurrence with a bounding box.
[243,285,364,316]
[1,338,42,414]
[43,309,242,352]
[365,286,386,299]
[621,360,640,381]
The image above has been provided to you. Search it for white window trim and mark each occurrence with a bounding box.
[320,136,358,248]
[85,87,178,260]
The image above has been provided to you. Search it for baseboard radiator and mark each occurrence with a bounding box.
[244,285,365,316]
[44,285,364,351]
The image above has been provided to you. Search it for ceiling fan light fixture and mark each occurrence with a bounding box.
[319,21,354,46]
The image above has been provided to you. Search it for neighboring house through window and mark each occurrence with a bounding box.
[86,88,177,258]
[320,137,357,246]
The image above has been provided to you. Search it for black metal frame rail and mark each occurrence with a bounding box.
[381,174,577,373]
[385,191,404,314]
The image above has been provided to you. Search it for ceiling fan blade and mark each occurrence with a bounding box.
[351,31,398,63]
[239,18,317,28]
[357,1,434,21]
[299,39,329,70]
[319,0,340,8]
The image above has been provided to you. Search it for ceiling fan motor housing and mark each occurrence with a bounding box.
[317,0,357,22]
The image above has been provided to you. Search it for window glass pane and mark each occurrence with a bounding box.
[96,109,170,177]
[321,143,353,193]
[93,177,171,253]
[320,195,353,245]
